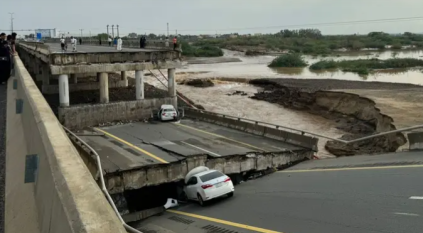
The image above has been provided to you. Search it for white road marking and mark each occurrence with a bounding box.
[180,141,222,157]
[394,212,420,217]
[409,196,423,200]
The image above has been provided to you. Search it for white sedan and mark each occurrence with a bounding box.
[184,169,235,206]
[158,104,178,121]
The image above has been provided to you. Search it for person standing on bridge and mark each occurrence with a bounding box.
[140,36,146,48]
[117,37,123,51]
[173,36,178,50]
[79,38,82,45]
[60,36,66,52]
[0,33,11,85]
[165,37,169,48]
[70,36,77,52]
[108,37,112,46]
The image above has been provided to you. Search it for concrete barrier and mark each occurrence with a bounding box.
[58,97,177,129]
[184,108,319,151]
[103,150,312,194]
[7,54,126,233]
[408,132,423,151]
[42,80,128,94]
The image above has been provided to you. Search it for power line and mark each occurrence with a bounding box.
[2,16,423,34]
[131,16,423,32]
[9,13,14,33]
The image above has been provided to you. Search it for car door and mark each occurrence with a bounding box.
[158,109,163,120]
[185,176,199,200]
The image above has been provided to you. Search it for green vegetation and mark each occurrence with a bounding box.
[180,41,223,57]
[191,30,423,55]
[268,53,308,67]
[310,58,423,75]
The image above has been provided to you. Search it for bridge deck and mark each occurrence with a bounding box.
[79,119,302,174]
[46,43,168,54]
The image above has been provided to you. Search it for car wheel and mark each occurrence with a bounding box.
[197,194,205,206]
[179,191,188,202]
[227,192,234,198]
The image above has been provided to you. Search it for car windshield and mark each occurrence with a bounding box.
[163,108,175,112]
[199,171,225,182]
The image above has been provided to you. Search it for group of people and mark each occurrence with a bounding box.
[60,36,78,52]
[0,32,17,85]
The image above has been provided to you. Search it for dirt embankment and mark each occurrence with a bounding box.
[249,79,408,156]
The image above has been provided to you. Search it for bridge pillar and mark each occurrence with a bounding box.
[59,74,70,107]
[99,72,109,103]
[70,74,77,84]
[135,70,144,100]
[121,71,128,86]
[41,64,50,85]
[34,61,42,81]
[167,68,177,107]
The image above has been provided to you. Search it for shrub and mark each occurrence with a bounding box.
[268,53,308,67]
[309,60,338,70]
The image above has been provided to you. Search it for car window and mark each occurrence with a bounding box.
[187,177,197,185]
[199,171,225,182]
[163,108,174,112]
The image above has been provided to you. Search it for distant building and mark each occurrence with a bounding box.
[34,28,59,38]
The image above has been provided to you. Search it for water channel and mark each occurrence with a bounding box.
[133,49,423,158]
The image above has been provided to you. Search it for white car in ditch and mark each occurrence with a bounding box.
[183,167,235,206]
[158,104,178,121]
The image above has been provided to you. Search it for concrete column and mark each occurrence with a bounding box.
[120,71,127,81]
[99,73,109,103]
[135,70,144,100]
[121,71,128,86]
[168,68,177,108]
[41,64,50,85]
[59,74,70,107]
[34,61,42,81]
[70,74,77,84]
[167,68,176,97]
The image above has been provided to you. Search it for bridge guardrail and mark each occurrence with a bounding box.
[183,107,423,147]
[18,41,51,54]
[183,107,319,151]
[13,53,126,233]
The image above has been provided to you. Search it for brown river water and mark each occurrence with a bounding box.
[129,49,423,158]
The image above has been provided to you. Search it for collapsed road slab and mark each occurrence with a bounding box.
[68,119,313,194]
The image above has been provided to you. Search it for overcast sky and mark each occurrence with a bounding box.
[1,0,423,36]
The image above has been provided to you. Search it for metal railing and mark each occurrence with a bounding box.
[63,126,143,233]
[185,108,423,144]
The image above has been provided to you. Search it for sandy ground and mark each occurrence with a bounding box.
[334,88,423,151]
[333,88,423,129]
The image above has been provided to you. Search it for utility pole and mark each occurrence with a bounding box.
[9,13,14,33]
[167,23,169,38]
[175,30,177,36]
[89,31,92,44]
[107,25,109,38]
[112,25,115,39]
[117,25,119,37]
[79,29,83,38]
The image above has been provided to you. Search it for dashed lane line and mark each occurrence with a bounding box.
[173,122,269,152]
[180,141,222,157]
[278,164,423,173]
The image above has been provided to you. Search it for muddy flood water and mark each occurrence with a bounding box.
[183,49,423,84]
[130,49,423,158]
